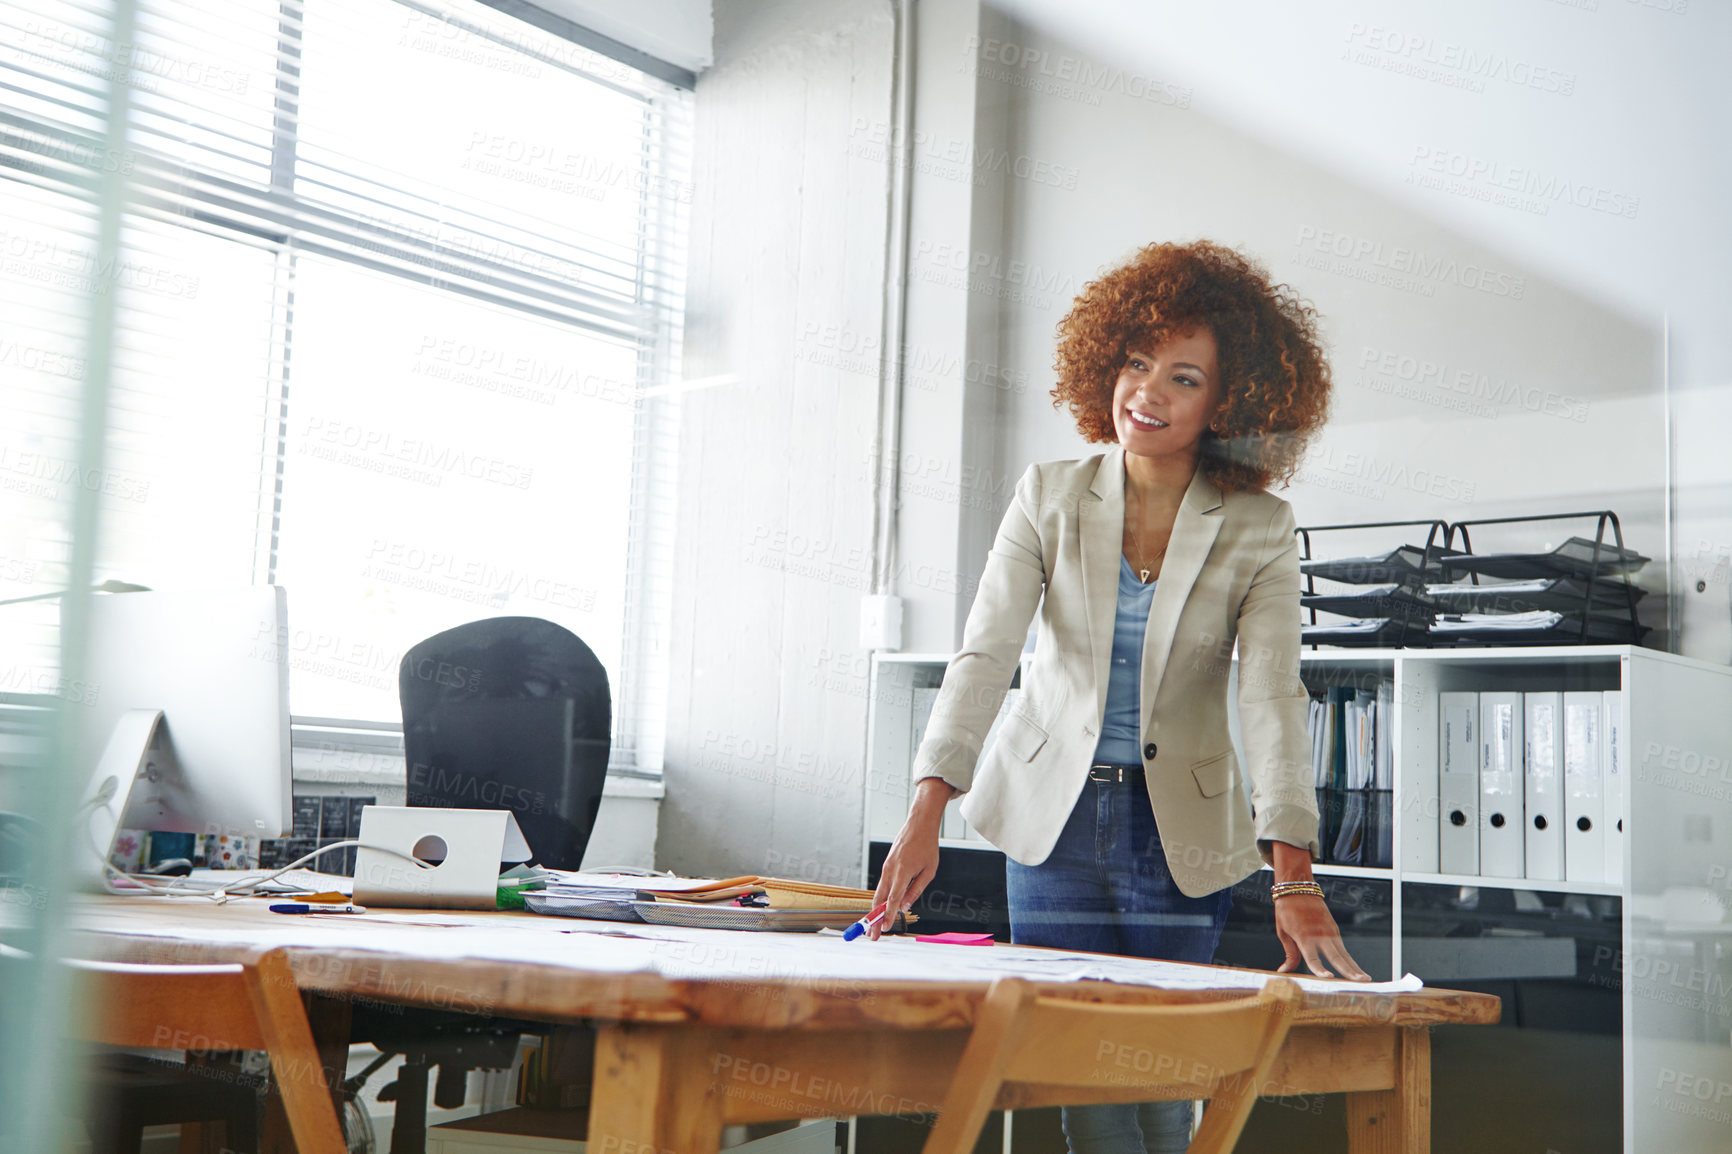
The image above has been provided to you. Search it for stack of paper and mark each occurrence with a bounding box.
[1427,610,1644,645]
[1427,576,1646,615]
[525,871,691,921]
[524,872,885,923]
[1300,584,1438,621]
[647,876,881,911]
[1300,616,1418,648]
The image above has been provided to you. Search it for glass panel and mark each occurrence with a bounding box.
[1627,654,1732,1152]
[125,0,281,184]
[98,213,280,590]
[275,252,638,721]
[295,0,652,305]
[1401,880,1623,1148]
[0,178,97,680]
[1218,874,1395,982]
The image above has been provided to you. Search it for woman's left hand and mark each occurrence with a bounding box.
[1274,894,1372,981]
[1269,841,1372,980]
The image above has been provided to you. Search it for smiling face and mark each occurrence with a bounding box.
[1110,326,1225,462]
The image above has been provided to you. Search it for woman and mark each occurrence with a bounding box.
[870,240,1370,1153]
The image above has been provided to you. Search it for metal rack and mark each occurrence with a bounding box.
[1440,510,1645,646]
[1297,510,1646,650]
[1296,517,1453,649]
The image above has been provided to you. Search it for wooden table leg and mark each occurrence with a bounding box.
[1345,1026,1431,1154]
[263,992,352,1153]
[590,1023,726,1154]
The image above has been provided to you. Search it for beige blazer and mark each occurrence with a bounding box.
[911,446,1319,897]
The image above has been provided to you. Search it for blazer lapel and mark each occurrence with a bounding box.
[1079,449,1125,729]
[1140,466,1224,724]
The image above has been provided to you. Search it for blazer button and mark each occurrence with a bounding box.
[1143,742,1157,761]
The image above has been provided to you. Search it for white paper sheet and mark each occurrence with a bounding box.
[68,898,1423,997]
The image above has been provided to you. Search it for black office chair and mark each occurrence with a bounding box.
[360,616,612,1152]
[399,616,612,868]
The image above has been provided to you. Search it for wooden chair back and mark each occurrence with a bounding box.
[923,977,1303,1154]
[68,946,346,1154]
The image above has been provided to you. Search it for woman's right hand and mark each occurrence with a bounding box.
[867,777,955,941]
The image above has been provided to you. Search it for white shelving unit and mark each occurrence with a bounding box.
[860,651,1034,864]
[863,643,1732,1154]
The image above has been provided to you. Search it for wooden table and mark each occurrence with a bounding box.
[63,895,1500,1153]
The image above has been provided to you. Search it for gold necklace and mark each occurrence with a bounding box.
[1127,492,1169,584]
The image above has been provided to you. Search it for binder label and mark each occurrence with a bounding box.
[1443,710,1476,773]
[1528,701,1556,780]
[1484,701,1517,792]
[1566,707,1599,775]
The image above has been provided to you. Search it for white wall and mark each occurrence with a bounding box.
[969,6,1668,641]
[658,0,894,880]
[664,0,1731,884]
[987,0,1732,657]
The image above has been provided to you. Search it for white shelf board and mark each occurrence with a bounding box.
[1256,862,1392,880]
[1405,870,1623,897]
[1296,644,1634,663]
[911,846,1397,875]
[1294,649,1402,663]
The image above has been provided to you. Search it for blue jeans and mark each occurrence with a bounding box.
[1005,772,1234,1154]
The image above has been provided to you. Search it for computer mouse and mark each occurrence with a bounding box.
[143,858,194,877]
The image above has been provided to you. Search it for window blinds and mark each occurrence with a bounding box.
[0,0,691,773]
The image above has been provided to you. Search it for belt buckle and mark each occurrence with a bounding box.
[1089,763,1127,783]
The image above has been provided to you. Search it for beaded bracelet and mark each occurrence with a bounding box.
[1270,881,1325,901]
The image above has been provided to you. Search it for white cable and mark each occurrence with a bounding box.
[101,839,432,902]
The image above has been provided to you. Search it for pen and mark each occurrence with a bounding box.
[270,903,366,915]
[843,903,889,942]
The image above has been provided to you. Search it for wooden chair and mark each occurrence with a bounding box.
[67,946,347,1154]
[922,976,1304,1154]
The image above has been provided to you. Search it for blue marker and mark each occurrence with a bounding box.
[843,903,890,941]
[270,903,366,915]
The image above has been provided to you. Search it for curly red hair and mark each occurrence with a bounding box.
[1051,240,1331,493]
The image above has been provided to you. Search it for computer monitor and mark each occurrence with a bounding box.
[75,587,292,881]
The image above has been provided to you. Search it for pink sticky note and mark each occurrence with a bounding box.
[914,932,996,946]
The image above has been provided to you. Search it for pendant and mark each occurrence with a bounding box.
[1139,569,1151,583]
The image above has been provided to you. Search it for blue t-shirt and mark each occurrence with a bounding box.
[1092,554,1157,764]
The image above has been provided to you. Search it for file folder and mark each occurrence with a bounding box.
[1426,610,1646,646]
[1603,689,1624,885]
[1563,690,1606,884]
[1523,692,1564,881]
[1438,691,1479,875]
[1331,789,1369,866]
[1479,692,1525,879]
[1402,686,1439,873]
